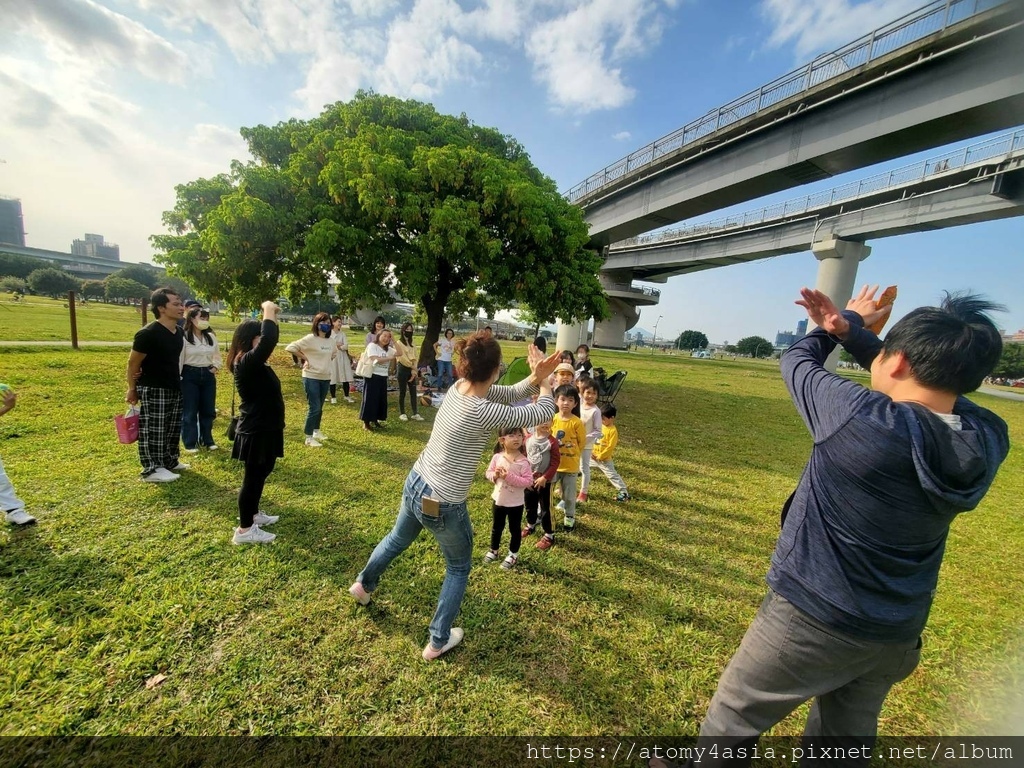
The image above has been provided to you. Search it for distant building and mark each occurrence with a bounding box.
[775,318,808,349]
[71,233,120,262]
[1004,329,1024,343]
[0,198,26,246]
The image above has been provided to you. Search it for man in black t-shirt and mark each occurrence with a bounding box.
[126,288,185,482]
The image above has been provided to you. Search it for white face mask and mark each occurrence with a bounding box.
[196,320,211,331]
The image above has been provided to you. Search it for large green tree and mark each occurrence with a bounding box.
[105,276,151,303]
[736,335,774,358]
[675,330,709,350]
[0,252,51,279]
[27,268,79,298]
[152,92,607,363]
[993,342,1024,379]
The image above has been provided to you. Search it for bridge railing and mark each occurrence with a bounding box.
[567,0,1010,204]
[614,127,1024,247]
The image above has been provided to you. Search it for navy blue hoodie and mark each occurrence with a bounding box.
[768,312,1010,642]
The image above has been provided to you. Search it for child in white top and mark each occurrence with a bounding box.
[484,426,534,569]
[576,377,602,503]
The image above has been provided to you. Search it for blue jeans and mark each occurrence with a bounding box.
[436,360,453,387]
[357,470,474,649]
[180,366,217,449]
[302,377,330,435]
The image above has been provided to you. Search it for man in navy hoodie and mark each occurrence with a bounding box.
[661,286,1010,767]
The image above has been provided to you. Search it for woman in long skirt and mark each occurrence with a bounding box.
[329,316,355,404]
[359,329,396,430]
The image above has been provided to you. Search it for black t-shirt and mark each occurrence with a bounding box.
[133,321,184,390]
[235,320,285,435]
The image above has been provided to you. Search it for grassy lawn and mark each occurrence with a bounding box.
[0,310,1022,741]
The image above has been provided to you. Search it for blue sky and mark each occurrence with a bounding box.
[1,0,1021,344]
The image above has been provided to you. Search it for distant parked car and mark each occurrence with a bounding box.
[1013,380,1024,388]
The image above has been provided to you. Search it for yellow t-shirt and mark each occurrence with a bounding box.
[593,423,619,462]
[551,413,586,474]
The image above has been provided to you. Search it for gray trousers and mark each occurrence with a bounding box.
[698,589,921,767]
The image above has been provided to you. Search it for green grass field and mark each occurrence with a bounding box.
[0,300,1022,743]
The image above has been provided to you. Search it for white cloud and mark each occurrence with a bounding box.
[760,0,924,60]
[525,0,670,113]
[613,130,632,141]
[0,0,190,83]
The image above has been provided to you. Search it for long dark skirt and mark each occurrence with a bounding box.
[359,374,389,423]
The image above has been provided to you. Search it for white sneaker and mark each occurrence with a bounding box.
[305,437,323,448]
[411,414,425,421]
[207,444,219,451]
[399,414,409,421]
[5,509,35,525]
[183,447,200,454]
[312,430,328,441]
[172,462,190,471]
[232,524,276,545]
[330,397,337,404]
[344,396,355,403]
[142,468,179,483]
[423,628,464,661]
[253,512,279,526]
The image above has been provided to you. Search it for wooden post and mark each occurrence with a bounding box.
[68,290,79,350]
[141,299,148,327]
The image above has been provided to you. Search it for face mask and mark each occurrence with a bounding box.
[196,320,211,331]
[318,322,331,333]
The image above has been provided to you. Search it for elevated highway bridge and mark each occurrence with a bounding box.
[555,0,1024,350]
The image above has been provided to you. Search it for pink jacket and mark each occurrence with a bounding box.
[485,453,534,506]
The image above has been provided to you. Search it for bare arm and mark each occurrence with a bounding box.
[126,350,146,405]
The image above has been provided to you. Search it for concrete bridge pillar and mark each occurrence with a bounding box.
[812,236,871,371]
[593,299,638,349]
[556,320,589,354]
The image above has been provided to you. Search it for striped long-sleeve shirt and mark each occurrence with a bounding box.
[413,378,555,502]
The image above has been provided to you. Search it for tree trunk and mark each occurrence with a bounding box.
[418,291,449,369]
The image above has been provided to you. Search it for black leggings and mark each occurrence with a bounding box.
[490,503,524,553]
[239,455,277,528]
[397,366,418,415]
[524,483,553,535]
[329,382,351,398]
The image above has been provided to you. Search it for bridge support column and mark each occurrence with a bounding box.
[812,236,871,371]
[593,300,638,349]
[556,320,589,354]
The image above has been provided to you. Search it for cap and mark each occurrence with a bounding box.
[554,362,575,374]
[184,299,202,308]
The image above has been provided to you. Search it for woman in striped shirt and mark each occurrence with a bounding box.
[349,332,560,660]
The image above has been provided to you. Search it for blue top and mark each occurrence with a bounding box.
[767,312,1010,642]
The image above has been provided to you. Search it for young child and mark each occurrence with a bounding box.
[522,420,561,550]
[553,361,575,390]
[1,386,35,526]
[591,403,630,501]
[576,377,602,504]
[575,344,593,379]
[484,426,535,569]
[551,384,586,530]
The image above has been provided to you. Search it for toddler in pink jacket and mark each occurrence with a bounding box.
[484,426,535,569]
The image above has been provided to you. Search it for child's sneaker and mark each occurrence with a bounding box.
[483,550,500,563]
[330,397,337,404]
[501,553,518,570]
[521,524,536,538]
[536,534,553,550]
[563,517,576,531]
[422,628,464,661]
[348,582,372,606]
[616,490,631,502]
[576,492,588,503]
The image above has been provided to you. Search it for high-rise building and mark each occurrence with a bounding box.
[776,319,809,348]
[71,233,120,262]
[796,319,808,337]
[0,198,26,246]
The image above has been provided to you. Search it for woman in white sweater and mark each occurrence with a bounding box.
[285,312,337,447]
[358,328,397,431]
[179,306,222,452]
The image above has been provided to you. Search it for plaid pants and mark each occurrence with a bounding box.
[137,385,183,476]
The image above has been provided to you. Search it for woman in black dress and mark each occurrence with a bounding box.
[227,301,284,544]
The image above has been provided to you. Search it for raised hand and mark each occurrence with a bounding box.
[796,288,849,338]
[528,345,561,383]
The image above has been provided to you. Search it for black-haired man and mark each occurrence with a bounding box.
[126,287,186,483]
[664,286,1010,768]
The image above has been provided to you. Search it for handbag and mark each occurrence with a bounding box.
[226,376,239,441]
[356,351,375,378]
[115,405,140,444]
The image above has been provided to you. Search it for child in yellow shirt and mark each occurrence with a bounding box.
[551,384,586,530]
[591,403,630,502]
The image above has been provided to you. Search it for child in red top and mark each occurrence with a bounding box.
[484,426,534,569]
